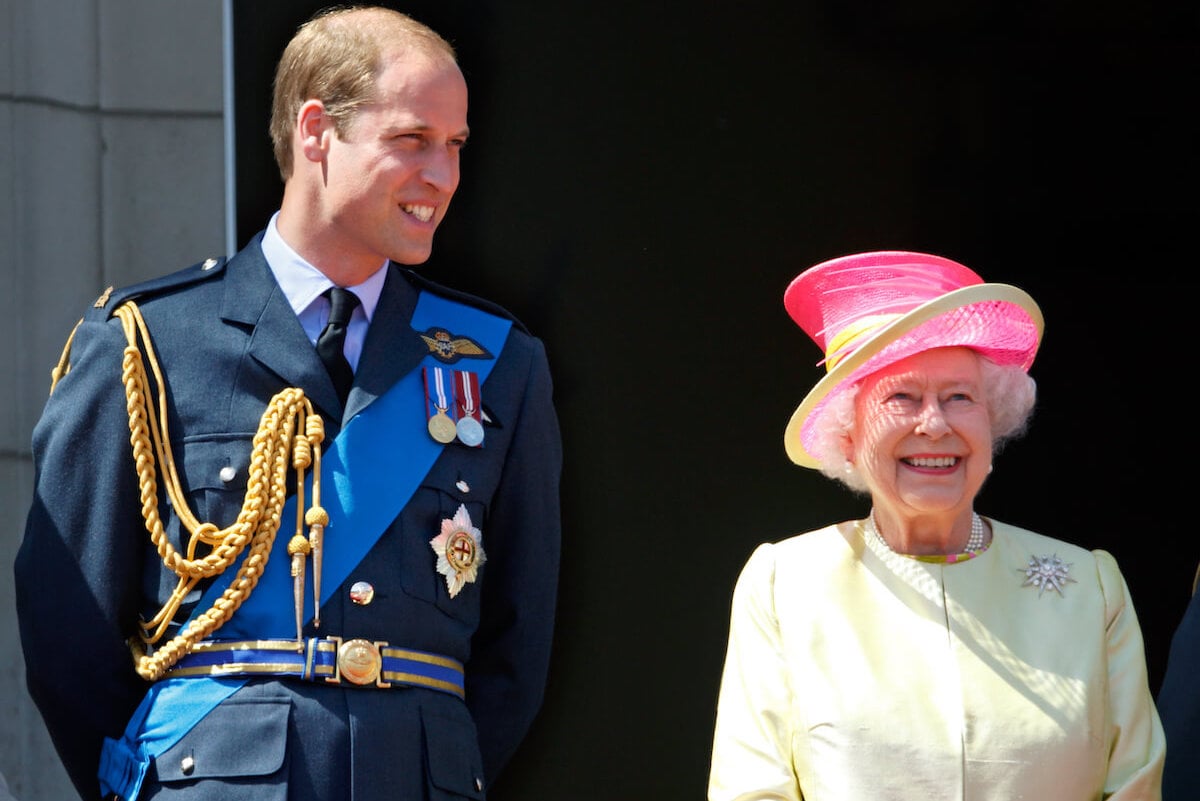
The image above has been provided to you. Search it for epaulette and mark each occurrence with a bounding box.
[85,256,229,321]
[49,256,229,395]
[398,266,531,335]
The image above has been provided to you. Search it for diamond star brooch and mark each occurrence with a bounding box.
[1019,553,1078,597]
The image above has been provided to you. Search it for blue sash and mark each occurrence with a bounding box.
[98,290,512,799]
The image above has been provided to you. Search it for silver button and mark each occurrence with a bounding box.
[455,480,470,493]
[180,755,195,775]
[219,466,237,483]
[202,258,218,270]
[475,777,484,792]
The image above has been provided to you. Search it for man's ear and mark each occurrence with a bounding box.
[297,99,331,164]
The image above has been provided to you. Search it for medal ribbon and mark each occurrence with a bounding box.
[455,370,483,446]
[424,366,457,423]
[457,370,478,418]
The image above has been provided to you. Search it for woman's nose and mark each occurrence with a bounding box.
[914,401,950,437]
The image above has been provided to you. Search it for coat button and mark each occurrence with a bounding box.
[219,466,236,483]
[181,754,196,775]
[349,581,375,605]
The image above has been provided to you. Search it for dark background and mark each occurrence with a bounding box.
[234,2,1197,798]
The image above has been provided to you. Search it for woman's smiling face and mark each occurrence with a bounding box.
[849,346,994,520]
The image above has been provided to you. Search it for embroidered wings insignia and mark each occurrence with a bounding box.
[420,328,493,363]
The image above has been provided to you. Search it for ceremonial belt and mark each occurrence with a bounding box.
[167,638,465,698]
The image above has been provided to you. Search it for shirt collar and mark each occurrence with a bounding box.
[260,211,387,321]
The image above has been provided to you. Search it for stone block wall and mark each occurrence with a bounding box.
[1,2,226,797]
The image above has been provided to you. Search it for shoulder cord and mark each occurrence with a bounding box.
[51,303,330,680]
[49,318,80,391]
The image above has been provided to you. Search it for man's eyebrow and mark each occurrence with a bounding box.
[378,121,471,139]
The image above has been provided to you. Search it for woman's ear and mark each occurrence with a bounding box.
[840,430,856,466]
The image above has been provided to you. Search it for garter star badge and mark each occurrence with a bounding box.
[420,328,493,363]
[430,504,486,598]
[1019,553,1077,597]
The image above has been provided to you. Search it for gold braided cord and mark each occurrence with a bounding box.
[112,300,326,680]
[48,318,83,394]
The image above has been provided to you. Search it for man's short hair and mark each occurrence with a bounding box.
[268,5,457,181]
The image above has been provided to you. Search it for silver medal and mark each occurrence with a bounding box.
[456,415,484,447]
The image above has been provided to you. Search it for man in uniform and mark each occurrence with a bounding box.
[14,6,562,800]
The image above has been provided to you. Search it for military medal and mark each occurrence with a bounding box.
[428,412,456,444]
[423,367,458,444]
[430,504,487,598]
[454,370,485,447]
[455,415,483,447]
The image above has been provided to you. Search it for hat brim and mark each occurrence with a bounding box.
[784,283,1044,468]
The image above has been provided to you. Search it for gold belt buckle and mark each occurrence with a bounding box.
[333,637,390,687]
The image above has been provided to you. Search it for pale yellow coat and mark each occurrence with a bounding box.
[708,519,1164,801]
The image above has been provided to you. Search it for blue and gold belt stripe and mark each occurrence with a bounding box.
[166,638,466,699]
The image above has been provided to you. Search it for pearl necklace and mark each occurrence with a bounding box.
[867,510,987,556]
[965,513,986,553]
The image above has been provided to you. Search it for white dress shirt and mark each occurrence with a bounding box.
[259,211,387,372]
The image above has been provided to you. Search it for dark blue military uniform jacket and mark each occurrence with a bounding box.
[14,232,562,800]
[1159,571,1200,801]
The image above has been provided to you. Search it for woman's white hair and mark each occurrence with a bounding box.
[807,354,1036,493]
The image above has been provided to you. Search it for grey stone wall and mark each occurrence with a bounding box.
[1,2,226,798]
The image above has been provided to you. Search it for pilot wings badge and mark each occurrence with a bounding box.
[420,328,493,364]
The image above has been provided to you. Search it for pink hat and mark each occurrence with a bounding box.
[783,251,1044,468]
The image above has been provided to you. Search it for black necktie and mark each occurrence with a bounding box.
[316,287,360,405]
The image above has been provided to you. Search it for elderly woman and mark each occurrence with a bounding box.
[708,252,1165,800]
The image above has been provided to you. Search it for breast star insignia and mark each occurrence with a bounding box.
[430,504,486,598]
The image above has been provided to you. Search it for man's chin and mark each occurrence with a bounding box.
[390,244,435,266]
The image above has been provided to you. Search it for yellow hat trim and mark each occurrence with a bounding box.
[825,313,902,371]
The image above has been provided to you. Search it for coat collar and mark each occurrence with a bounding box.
[219,234,426,424]
[344,264,427,421]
